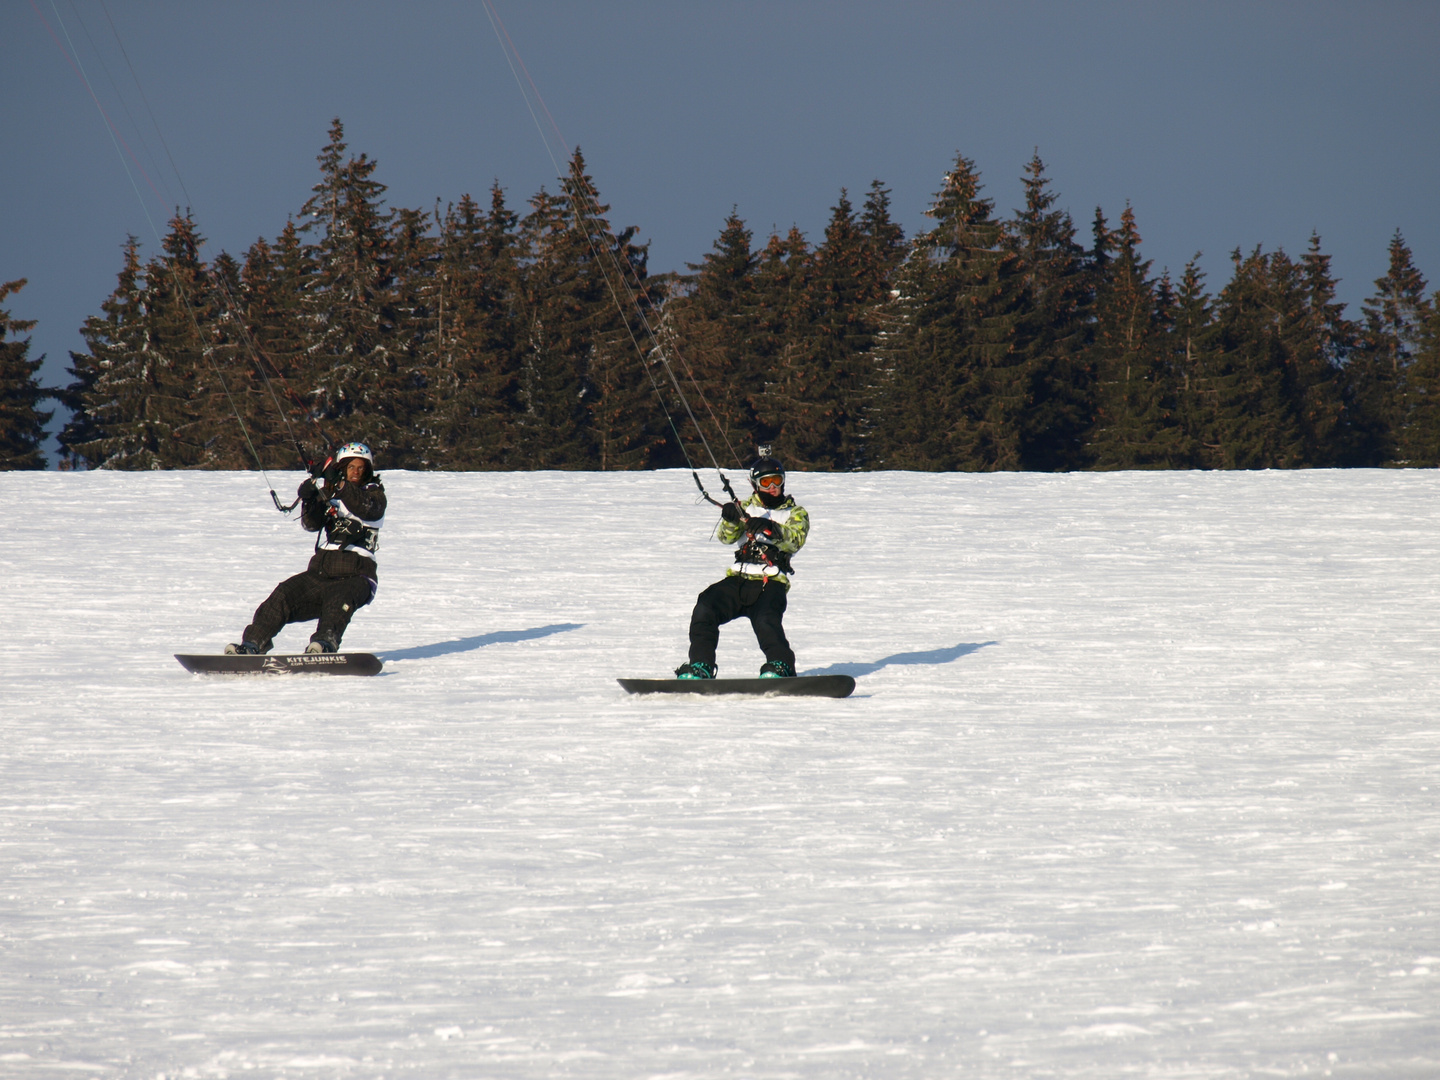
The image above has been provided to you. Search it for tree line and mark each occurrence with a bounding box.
[4,118,1439,472]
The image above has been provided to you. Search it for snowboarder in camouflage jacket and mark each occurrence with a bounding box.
[675,455,809,680]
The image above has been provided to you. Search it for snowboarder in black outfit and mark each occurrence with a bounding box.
[676,455,810,680]
[227,442,386,655]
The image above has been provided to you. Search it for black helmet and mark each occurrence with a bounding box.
[750,455,785,489]
[750,457,786,507]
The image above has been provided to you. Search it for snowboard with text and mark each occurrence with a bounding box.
[176,653,383,676]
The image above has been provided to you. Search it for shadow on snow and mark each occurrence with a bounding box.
[802,641,996,679]
[379,622,584,663]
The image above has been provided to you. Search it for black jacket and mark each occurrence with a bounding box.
[300,478,387,579]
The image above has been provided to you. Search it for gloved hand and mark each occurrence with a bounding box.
[297,478,320,500]
[720,501,744,524]
[746,517,780,542]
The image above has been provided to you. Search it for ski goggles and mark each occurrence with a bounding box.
[755,473,784,494]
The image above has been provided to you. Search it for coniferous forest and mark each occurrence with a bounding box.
[6,119,1440,472]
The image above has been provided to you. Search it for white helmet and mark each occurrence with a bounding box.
[335,441,373,465]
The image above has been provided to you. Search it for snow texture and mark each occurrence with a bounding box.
[1,468,1437,1079]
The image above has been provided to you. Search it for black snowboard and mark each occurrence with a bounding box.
[618,674,855,698]
[176,653,383,676]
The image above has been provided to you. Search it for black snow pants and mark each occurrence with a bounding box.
[243,570,376,652]
[688,575,793,668]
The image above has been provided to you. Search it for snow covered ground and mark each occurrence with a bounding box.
[2,467,1438,1079]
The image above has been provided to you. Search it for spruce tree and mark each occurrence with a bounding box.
[759,189,899,470]
[427,186,523,468]
[747,227,815,460]
[1348,231,1432,464]
[0,279,52,470]
[388,204,441,464]
[1404,290,1440,465]
[1297,234,1356,464]
[663,211,763,468]
[237,223,321,466]
[56,239,146,469]
[1207,247,1306,468]
[850,182,910,465]
[1205,243,1350,469]
[1168,257,1219,466]
[1086,206,1190,468]
[514,186,589,465]
[567,153,668,471]
[297,119,403,461]
[1005,154,1093,470]
[64,220,216,470]
[514,149,665,469]
[55,340,104,469]
[872,154,1021,470]
[143,212,234,468]
[859,180,909,277]
[195,248,276,469]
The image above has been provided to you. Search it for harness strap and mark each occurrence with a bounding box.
[315,510,381,554]
[734,539,793,576]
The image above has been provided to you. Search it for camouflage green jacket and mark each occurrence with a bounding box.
[717,493,809,588]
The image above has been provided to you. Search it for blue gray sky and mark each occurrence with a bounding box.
[5,1,1439,458]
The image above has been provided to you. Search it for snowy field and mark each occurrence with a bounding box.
[2,467,1438,1079]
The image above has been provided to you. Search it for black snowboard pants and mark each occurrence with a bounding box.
[243,570,376,652]
[688,575,793,668]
